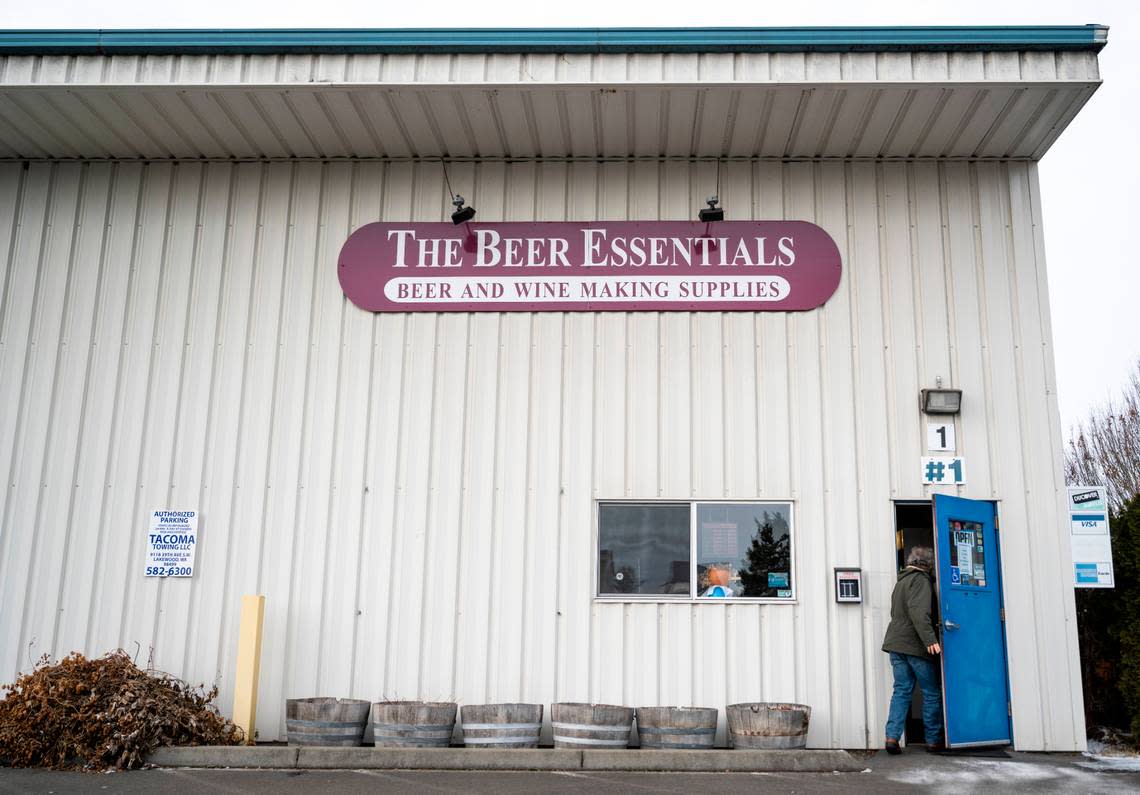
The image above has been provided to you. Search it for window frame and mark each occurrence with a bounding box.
[593,498,797,604]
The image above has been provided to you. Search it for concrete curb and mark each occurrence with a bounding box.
[583,749,863,772]
[298,748,583,770]
[146,745,864,772]
[147,746,299,768]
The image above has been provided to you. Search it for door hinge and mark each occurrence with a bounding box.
[1000,608,1006,622]
[1008,701,1012,716]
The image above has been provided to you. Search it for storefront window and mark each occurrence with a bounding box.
[696,503,793,599]
[598,503,691,596]
[597,501,794,600]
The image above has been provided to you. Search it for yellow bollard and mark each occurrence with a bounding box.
[232,594,266,745]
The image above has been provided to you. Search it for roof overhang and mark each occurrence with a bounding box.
[0,80,1099,160]
[0,26,1106,161]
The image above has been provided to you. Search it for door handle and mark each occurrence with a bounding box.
[944,619,960,631]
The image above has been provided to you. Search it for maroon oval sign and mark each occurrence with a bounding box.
[338,221,841,313]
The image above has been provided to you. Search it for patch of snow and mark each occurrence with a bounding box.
[1087,739,1111,755]
[1087,738,1139,757]
[886,758,1114,791]
[1083,737,1140,769]
[1081,753,1140,772]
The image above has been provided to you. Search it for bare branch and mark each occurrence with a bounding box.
[1065,360,1140,513]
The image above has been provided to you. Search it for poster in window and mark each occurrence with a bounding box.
[949,519,986,587]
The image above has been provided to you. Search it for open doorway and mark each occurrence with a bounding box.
[893,501,936,745]
[895,502,934,571]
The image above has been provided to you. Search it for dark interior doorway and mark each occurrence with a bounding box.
[893,501,936,744]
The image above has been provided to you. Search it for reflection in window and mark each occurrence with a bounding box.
[598,503,691,596]
[696,503,793,599]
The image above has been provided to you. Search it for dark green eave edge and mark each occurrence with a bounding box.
[0,25,1109,56]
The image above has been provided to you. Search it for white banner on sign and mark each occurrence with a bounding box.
[145,510,198,578]
[1068,486,1114,588]
[383,274,792,305]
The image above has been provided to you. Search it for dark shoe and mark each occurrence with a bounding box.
[885,740,901,755]
[926,742,949,753]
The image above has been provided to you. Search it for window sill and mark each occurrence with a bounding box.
[593,596,798,605]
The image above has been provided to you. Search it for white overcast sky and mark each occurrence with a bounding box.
[2,0,1137,432]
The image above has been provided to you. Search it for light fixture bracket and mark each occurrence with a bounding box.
[450,194,476,225]
[698,195,724,223]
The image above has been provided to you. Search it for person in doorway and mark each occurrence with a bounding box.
[882,545,946,754]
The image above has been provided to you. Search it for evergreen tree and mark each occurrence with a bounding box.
[738,512,791,597]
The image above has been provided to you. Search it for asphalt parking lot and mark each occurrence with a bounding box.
[2,749,1140,794]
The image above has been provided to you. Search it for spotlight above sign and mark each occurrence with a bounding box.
[338,221,842,313]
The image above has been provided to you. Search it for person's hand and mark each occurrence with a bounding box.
[928,643,942,655]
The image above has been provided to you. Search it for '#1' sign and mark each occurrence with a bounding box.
[338,221,842,313]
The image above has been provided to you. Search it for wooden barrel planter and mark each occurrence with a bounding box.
[726,702,812,749]
[635,706,718,750]
[372,701,457,748]
[551,702,633,749]
[460,703,543,748]
[285,697,371,746]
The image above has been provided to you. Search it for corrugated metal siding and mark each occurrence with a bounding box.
[0,159,1084,750]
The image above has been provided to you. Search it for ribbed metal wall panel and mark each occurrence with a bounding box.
[0,159,1084,750]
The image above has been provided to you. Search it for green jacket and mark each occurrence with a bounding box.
[882,567,939,658]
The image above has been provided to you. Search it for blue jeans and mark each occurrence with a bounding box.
[885,651,944,744]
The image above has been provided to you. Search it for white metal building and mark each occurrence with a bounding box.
[0,25,1107,749]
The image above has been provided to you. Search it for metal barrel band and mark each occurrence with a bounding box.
[734,728,808,737]
[463,736,540,744]
[372,722,454,732]
[372,736,451,745]
[553,735,629,746]
[286,733,360,742]
[641,741,714,749]
[636,726,716,735]
[551,721,630,733]
[373,730,453,738]
[286,731,361,739]
[287,729,360,737]
[286,719,365,729]
[461,722,543,731]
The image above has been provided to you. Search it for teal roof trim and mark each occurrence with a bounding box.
[0,26,1110,55]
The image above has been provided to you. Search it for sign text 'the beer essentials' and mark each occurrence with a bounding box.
[338,221,842,313]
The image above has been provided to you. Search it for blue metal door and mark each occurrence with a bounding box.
[932,494,1012,747]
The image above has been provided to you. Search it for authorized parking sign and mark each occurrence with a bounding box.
[144,510,198,577]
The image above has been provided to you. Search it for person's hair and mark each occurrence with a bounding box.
[907,545,934,572]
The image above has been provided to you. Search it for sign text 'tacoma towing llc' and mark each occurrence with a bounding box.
[338,221,842,313]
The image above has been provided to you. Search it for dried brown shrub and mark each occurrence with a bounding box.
[0,650,243,770]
